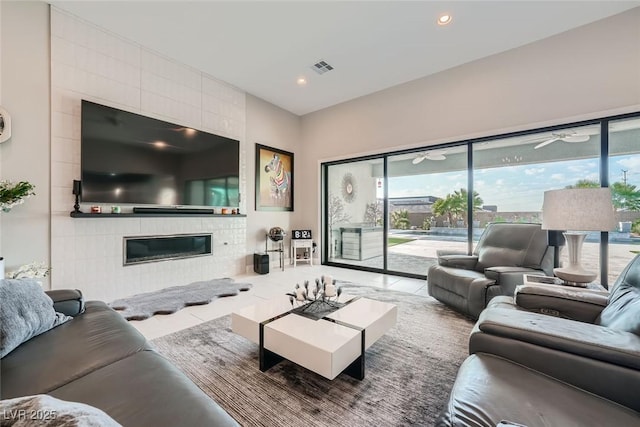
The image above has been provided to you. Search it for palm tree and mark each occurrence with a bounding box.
[432,188,483,227]
[432,197,454,227]
[611,182,640,211]
[390,209,411,230]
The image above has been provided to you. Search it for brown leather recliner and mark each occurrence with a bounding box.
[427,222,555,319]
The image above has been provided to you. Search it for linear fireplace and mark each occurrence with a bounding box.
[124,233,213,266]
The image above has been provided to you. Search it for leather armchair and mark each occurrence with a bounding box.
[427,222,555,319]
[469,254,640,412]
[437,255,640,426]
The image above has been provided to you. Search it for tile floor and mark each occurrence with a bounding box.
[130,264,428,340]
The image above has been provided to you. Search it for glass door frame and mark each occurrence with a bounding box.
[321,111,640,286]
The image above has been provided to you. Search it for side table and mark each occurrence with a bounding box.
[523,274,607,291]
[290,239,313,267]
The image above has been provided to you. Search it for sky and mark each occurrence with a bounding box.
[383,154,640,212]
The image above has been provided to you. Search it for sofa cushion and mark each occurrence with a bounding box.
[0,395,121,426]
[475,223,547,272]
[437,354,640,427]
[50,350,238,427]
[600,255,640,335]
[0,301,149,398]
[600,285,640,335]
[0,279,71,358]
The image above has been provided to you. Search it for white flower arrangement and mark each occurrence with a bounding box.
[0,180,35,212]
[6,262,51,279]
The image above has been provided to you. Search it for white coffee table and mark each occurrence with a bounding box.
[231,296,397,380]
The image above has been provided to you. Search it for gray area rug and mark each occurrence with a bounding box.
[109,278,252,320]
[151,283,474,426]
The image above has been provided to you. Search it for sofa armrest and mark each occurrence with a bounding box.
[437,254,478,270]
[484,267,543,295]
[45,289,85,317]
[473,307,640,371]
[514,283,608,323]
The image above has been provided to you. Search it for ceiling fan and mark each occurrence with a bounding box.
[533,130,597,150]
[412,150,447,164]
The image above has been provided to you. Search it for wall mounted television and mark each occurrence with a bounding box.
[81,100,239,207]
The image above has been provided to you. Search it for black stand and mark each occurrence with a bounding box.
[265,235,284,271]
[72,179,82,214]
[72,193,82,214]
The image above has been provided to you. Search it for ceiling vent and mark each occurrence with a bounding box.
[311,60,334,75]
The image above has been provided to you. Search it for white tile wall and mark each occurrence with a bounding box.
[50,8,247,301]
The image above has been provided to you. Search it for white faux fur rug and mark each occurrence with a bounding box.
[109,278,252,320]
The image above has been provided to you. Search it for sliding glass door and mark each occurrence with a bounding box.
[472,124,601,277]
[386,146,468,276]
[322,111,640,284]
[325,158,385,270]
[608,117,640,284]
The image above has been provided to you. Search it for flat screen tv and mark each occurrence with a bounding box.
[81,100,239,207]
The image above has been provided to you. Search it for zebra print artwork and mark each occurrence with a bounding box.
[256,144,294,211]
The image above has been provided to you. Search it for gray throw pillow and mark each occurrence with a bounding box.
[0,278,72,358]
[0,395,122,426]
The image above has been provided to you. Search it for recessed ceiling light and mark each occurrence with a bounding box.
[297,77,307,86]
[437,14,452,26]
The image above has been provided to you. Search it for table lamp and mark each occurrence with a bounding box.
[542,188,616,286]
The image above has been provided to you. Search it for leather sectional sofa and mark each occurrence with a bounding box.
[428,222,555,319]
[0,290,238,426]
[437,255,640,426]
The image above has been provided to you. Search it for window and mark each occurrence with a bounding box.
[608,117,640,284]
[321,112,640,287]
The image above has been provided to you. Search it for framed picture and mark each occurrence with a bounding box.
[255,143,294,211]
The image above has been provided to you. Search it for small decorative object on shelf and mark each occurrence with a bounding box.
[6,261,50,279]
[0,180,35,212]
[286,276,344,320]
[72,180,82,213]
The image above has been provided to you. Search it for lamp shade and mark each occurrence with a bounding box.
[542,188,616,231]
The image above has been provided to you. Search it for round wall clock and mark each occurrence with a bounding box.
[341,173,357,203]
[0,106,12,143]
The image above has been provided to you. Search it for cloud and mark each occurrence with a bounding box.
[584,172,599,182]
[568,161,597,173]
[551,173,565,181]
[525,167,545,176]
[475,180,486,188]
[617,156,640,170]
[389,188,428,198]
[495,179,505,185]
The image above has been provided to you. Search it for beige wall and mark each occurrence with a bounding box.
[3,2,640,285]
[245,94,301,266]
[299,8,640,255]
[0,1,51,282]
[0,3,300,295]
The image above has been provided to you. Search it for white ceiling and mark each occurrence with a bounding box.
[49,1,640,116]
